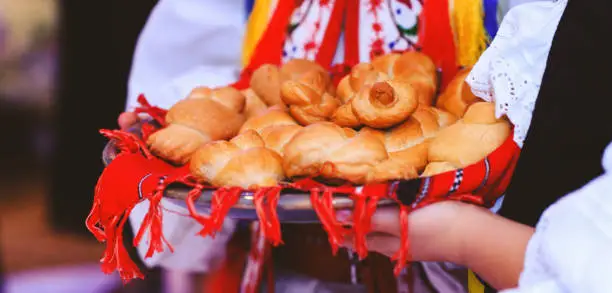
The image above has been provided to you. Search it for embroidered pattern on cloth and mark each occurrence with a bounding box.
[283,0,335,62]
[359,0,422,61]
[465,0,568,147]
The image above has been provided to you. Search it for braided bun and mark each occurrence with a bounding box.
[147,87,246,164]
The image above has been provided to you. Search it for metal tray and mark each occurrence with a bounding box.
[101,127,396,223]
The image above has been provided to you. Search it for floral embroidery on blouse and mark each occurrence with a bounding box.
[283,0,335,62]
[359,0,421,62]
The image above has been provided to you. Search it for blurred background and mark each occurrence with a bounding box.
[0,0,159,292]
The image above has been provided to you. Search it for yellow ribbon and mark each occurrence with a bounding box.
[242,0,275,67]
[451,0,488,67]
[468,270,486,293]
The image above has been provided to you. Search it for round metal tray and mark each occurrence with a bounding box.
[101,127,396,223]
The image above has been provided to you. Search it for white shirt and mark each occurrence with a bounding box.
[501,143,612,293]
[479,3,612,291]
[125,0,245,272]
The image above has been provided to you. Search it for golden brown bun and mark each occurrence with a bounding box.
[331,103,362,128]
[319,130,390,184]
[370,52,439,77]
[393,51,437,80]
[370,53,401,76]
[428,102,511,168]
[259,124,303,156]
[351,80,419,129]
[190,130,284,188]
[147,87,246,164]
[364,144,422,183]
[332,64,389,128]
[239,106,298,134]
[397,72,437,106]
[250,64,284,107]
[418,106,459,128]
[249,59,329,108]
[336,63,384,103]
[377,108,443,153]
[239,106,304,156]
[360,107,456,180]
[283,122,388,184]
[421,162,457,177]
[280,70,341,125]
[371,51,438,106]
[462,101,501,124]
[281,59,327,80]
[436,67,480,117]
[241,88,269,119]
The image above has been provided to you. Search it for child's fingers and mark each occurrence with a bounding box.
[337,206,402,236]
[340,232,400,259]
[118,112,140,130]
[364,233,400,257]
[369,207,401,235]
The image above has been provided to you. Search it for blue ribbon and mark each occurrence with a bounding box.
[483,0,499,40]
[245,0,256,20]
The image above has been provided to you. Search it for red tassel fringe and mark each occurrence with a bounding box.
[135,94,167,127]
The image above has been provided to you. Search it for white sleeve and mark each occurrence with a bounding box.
[466,0,566,148]
[501,143,612,293]
[125,0,245,110]
[125,0,245,272]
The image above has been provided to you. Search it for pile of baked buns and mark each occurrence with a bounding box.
[146,52,511,189]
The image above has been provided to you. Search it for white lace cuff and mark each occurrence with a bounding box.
[466,0,567,147]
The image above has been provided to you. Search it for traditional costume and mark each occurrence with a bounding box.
[466,0,612,291]
[121,0,561,292]
[501,142,612,293]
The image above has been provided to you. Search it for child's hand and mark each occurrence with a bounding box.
[337,200,482,263]
[118,112,140,130]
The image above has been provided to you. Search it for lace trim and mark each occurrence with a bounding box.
[467,54,538,147]
[465,0,567,148]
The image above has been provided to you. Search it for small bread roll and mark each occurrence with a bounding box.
[371,51,437,81]
[332,64,388,128]
[259,125,303,156]
[250,59,329,108]
[351,80,419,129]
[250,64,284,107]
[361,107,452,181]
[239,106,298,134]
[147,87,246,164]
[428,102,511,168]
[190,130,284,188]
[281,59,327,81]
[283,122,388,184]
[281,70,340,125]
[421,162,457,177]
[397,72,438,106]
[336,63,382,103]
[238,107,304,158]
[371,51,438,106]
[241,88,269,119]
[331,103,362,128]
[436,67,479,118]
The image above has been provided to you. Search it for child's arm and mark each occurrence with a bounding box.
[339,201,534,290]
[446,205,534,290]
